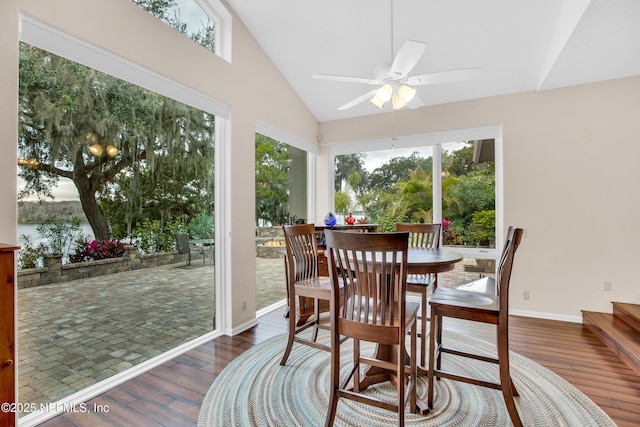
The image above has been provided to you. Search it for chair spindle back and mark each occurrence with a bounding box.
[283,224,320,282]
[396,223,442,249]
[325,230,409,343]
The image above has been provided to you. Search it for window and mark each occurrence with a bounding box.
[330,126,502,287]
[255,122,317,314]
[130,0,232,61]
[441,140,496,249]
[17,17,228,421]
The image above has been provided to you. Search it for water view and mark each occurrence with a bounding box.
[17,222,94,246]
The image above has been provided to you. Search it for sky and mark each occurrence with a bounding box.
[171,0,212,33]
[362,147,430,172]
[18,175,78,202]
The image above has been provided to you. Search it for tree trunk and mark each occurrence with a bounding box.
[77,187,110,240]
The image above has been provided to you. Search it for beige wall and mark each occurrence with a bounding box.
[319,76,640,319]
[1,0,638,328]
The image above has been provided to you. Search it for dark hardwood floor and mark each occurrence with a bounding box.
[39,309,640,427]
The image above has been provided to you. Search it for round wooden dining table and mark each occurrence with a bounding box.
[356,246,463,414]
[406,247,463,275]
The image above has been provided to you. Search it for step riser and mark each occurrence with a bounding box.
[582,310,640,377]
[613,302,640,334]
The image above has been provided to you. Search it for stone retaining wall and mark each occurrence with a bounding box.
[17,245,189,289]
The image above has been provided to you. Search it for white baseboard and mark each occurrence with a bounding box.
[225,317,259,336]
[509,309,582,324]
[406,295,583,324]
[256,299,287,319]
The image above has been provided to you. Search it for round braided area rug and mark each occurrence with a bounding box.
[198,332,616,427]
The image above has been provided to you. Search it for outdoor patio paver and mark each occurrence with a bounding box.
[17,257,286,413]
[17,265,205,406]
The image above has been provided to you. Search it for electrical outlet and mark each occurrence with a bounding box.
[523,291,530,300]
[242,301,247,311]
[603,281,612,292]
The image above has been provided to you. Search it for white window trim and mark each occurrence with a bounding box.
[19,14,231,119]
[255,120,318,225]
[17,16,230,425]
[328,125,503,259]
[197,0,232,63]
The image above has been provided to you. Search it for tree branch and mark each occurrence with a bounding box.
[100,149,147,184]
[30,163,74,180]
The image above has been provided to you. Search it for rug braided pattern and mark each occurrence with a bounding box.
[198,332,616,426]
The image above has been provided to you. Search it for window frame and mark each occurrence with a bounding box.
[328,124,503,260]
[192,0,233,62]
[17,16,231,424]
[256,120,318,224]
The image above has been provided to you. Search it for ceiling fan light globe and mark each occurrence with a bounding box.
[106,144,119,157]
[376,84,393,102]
[89,144,104,156]
[370,95,385,109]
[398,84,416,103]
[392,94,407,110]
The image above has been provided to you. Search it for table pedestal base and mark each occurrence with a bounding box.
[353,343,431,415]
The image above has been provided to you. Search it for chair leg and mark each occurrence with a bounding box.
[280,296,297,366]
[397,334,405,427]
[435,312,443,373]
[420,287,427,366]
[325,296,341,427]
[410,322,417,414]
[497,329,523,427]
[353,338,361,393]
[427,307,437,410]
[311,298,320,342]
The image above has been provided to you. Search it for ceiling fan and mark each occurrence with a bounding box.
[312,2,482,111]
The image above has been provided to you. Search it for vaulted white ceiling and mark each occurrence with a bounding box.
[226,0,640,122]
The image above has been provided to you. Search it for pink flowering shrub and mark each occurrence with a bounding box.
[69,238,126,263]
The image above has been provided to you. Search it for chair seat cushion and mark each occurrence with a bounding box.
[405,301,420,321]
[294,276,349,300]
[406,274,435,287]
[295,276,331,288]
[429,287,499,312]
[453,276,496,295]
[344,299,419,324]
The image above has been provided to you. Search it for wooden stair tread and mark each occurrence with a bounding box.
[582,310,640,376]
[613,302,640,334]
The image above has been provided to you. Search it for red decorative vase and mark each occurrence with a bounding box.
[346,213,356,225]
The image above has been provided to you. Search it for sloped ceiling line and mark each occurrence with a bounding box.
[537,0,592,90]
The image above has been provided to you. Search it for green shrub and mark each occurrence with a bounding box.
[18,234,46,269]
[188,212,214,239]
[374,211,406,233]
[467,210,495,246]
[36,218,83,255]
[133,216,184,254]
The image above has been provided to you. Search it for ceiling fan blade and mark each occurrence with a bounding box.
[407,67,483,86]
[389,40,427,76]
[312,73,380,85]
[408,95,425,109]
[337,89,378,110]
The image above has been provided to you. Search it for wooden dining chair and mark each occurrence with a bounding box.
[280,224,333,366]
[324,230,419,427]
[396,223,442,366]
[427,226,525,427]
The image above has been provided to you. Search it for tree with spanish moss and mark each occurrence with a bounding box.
[18,43,215,240]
